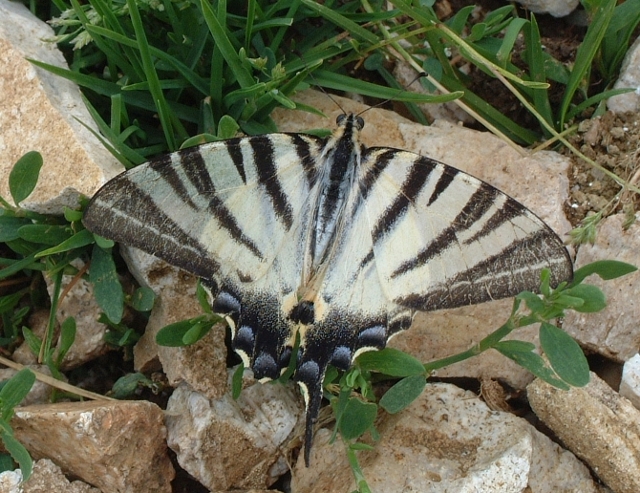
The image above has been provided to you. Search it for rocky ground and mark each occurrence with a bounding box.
[0,0,639,492]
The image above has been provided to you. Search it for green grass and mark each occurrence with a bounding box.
[3,0,640,488]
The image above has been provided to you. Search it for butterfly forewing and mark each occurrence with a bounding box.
[83,113,573,467]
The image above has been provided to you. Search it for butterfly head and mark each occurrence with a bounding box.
[336,113,365,132]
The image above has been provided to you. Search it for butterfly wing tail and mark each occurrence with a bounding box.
[295,360,325,467]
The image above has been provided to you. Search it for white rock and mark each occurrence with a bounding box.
[608,36,640,114]
[23,459,101,493]
[620,353,640,409]
[165,376,301,491]
[292,383,600,493]
[563,214,640,362]
[275,90,572,389]
[528,372,640,493]
[0,366,53,406]
[12,400,174,493]
[512,0,579,17]
[44,260,110,370]
[0,469,22,493]
[0,0,122,214]
[126,247,228,399]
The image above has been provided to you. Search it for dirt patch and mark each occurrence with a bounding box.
[564,111,640,227]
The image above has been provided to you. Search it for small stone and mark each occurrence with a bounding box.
[12,400,174,493]
[0,469,22,493]
[126,247,229,400]
[23,459,101,493]
[609,126,626,139]
[511,0,579,17]
[165,376,300,491]
[528,373,640,493]
[45,260,110,370]
[581,117,601,146]
[608,36,640,113]
[563,214,640,362]
[620,354,640,410]
[0,366,54,406]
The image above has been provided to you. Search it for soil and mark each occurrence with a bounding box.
[441,0,640,231]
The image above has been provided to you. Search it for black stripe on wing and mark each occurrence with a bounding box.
[391,182,500,277]
[148,153,199,211]
[290,133,321,188]
[176,148,264,260]
[84,176,220,279]
[224,138,248,184]
[371,155,436,243]
[395,228,572,310]
[250,135,295,230]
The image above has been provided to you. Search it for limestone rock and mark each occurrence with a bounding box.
[274,90,572,388]
[166,376,300,491]
[46,260,110,370]
[0,470,21,493]
[127,247,228,400]
[563,214,640,362]
[292,383,600,493]
[0,366,53,406]
[23,459,101,493]
[511,0,579,17]
[608,36,640,114]
[12,400,174,493]
[528,372,640,493]
[620,353,640,409]
[0,0,122,214]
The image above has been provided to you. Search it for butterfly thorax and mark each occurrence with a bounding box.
[305,114,364,281]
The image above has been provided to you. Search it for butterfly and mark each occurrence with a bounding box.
[83,112,572,465]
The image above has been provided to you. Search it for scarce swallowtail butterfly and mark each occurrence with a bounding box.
[83,113,573,465]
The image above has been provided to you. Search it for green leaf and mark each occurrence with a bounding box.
[155,316,221,346]
[34,229,94,258]
[356,348,425,377]
[130,287,156,312]
[570,260,637,286]
[0,217,31,242]
[0,292,24,315]
[561,284,606,313]
[196,280,213,314]
[92,234,115,249]
[9,152,43,206]
[64,207,84,223]
[21,327,43,360]
[0,453,14,473]
[18,224,72,246]
[232,363,244,399]
[495,340,569,390]
[0,369,36,421]
[516,291,544,312]
[111,372,152,399]
[56,317,77,366]
[90,245,124,324]
[379,374,426,414]
[0,430,32,481]
[182,320,213,345]
[338,398,378,440]
[217,115,240,139]
[540,323,590,387]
